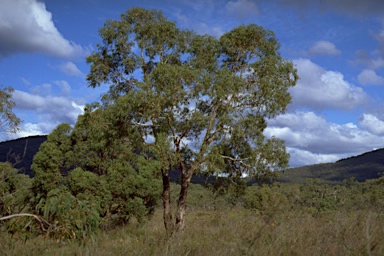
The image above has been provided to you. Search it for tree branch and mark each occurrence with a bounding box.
[0,213,52,231]
[131,121,154,127]
[221,155,252,168]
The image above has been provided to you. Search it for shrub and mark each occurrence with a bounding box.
[243,184,289,214]
[36,187,100,240]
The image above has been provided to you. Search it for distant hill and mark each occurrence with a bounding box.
[278,148,384,184]
[0,135,47,177]
[1,135,384,184]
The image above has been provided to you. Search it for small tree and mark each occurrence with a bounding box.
[31,107,161,238]
[86,7,298,235]
[0,86,20,135]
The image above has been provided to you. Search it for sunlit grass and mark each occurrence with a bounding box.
[2,206,384,256]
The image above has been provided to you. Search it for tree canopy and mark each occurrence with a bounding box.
[86,7,298,235]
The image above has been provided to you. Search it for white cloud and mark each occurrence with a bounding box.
[307,40,341,56]
[0,0,83,59]
[3,87,85,141]
[225,0,260,19]
[59,62,85,78]
[291,58,368,110]
[3,121,59,141]
[358,69,384,85]
[265,111,384,166]
[359,113,384,135]
[287,148,341,167]
[12,90,84,125]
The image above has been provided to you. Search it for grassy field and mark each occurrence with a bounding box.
[2,205,384,256]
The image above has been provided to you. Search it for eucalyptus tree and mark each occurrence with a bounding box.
[0,85,20,135]
[87,7,298,235]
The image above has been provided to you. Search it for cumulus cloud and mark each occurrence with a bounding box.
[59,62,85,78]
[287,147,342,167]
[265,111,384,166]
[12,90,84,125]
[359,113,384,135]
[358,69,384,85]
[8,122,55,140]
[225,0,260,19]
[291,58,368,110]
[0,0,83,59]
[2,81,86,141]
[307,41,341,56]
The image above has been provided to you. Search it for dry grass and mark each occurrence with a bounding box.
[2,207,384,256]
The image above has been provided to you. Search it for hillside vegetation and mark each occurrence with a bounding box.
[2,179,384,255]
[278,148,384,184]
[0,135,47,177]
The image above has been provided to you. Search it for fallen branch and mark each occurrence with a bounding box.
[0,213,52,231]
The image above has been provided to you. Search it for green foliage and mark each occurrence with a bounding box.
[299,179,339,213]
[36,187,100,240]
[29,103,162,240]
[31,123,72,200]
[0,162,31,216]
[87,7,297,182]
[0,85,21,135]
[86,7,297,233]
[68,168,112,216]
[243,184,289,214]
[0,162,38,240]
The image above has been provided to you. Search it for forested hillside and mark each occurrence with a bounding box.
[278,148,384,184]
[0,135,47,177]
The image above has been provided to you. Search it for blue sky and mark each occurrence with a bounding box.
[1,0,384,167]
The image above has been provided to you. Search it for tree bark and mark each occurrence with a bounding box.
[161,169,174,237]
[174,170,191,233]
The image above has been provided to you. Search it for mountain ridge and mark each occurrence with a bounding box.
[278,148,384,184]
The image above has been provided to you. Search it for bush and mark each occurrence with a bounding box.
[36,187,101,240]
[0,162,34,239]
[243,184,289,214]
[0,162,32,216]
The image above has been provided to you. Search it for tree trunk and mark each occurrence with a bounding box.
[161,169,174,237]
[174,170,191,232]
